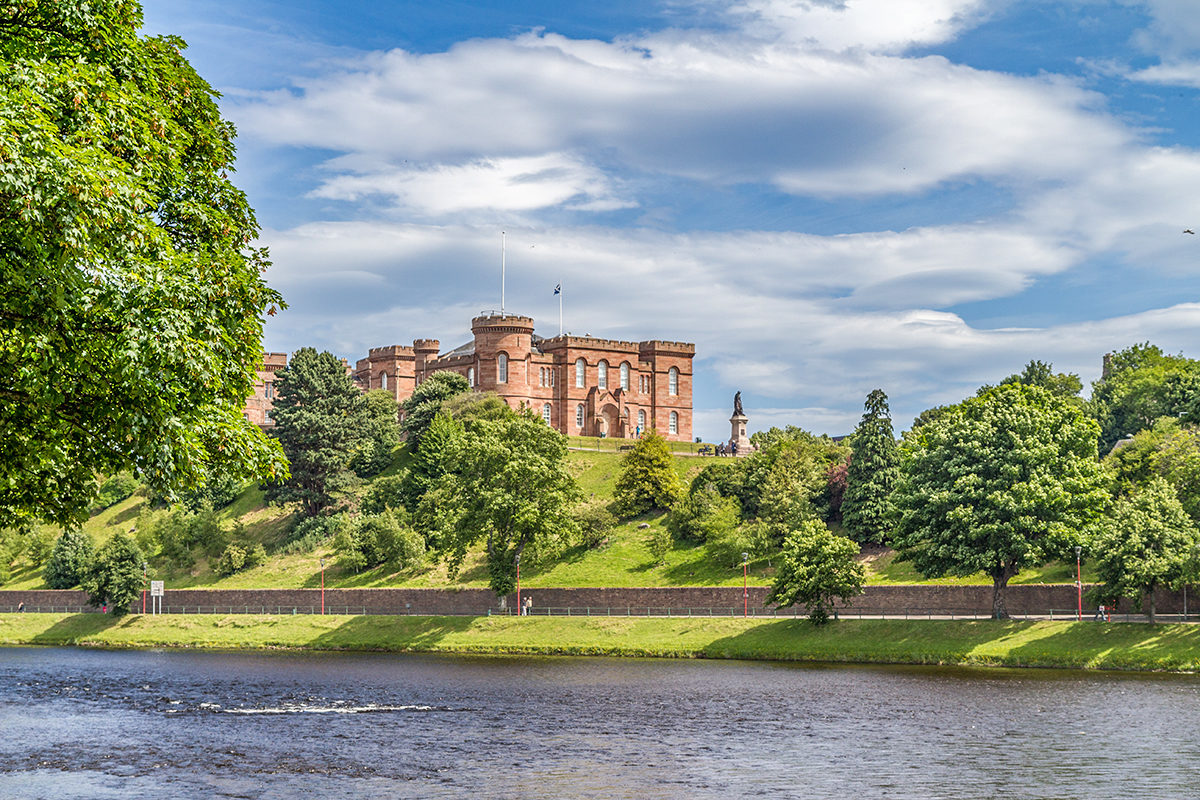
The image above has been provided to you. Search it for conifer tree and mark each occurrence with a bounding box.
[612,431,684,518]
[265,348,371,517]
[841,389,900,543]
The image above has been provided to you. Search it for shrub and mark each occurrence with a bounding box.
[215,543,247,577]
[335,512,425,573]
[611,431,684,518]
[95,473,139,510]
[648,526,673,565]
[43,529,96,589]
[360,474,408,515]
[278,514,346,555]
[574,501,617,548]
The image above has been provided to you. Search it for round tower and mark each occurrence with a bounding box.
[412,338,440,383]
[472,313,534,398]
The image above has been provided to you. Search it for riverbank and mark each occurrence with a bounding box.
[2,613,1198,671]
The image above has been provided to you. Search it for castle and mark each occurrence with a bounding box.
[244,312,695,442]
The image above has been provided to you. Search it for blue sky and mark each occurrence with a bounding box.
[145,0,1200,440]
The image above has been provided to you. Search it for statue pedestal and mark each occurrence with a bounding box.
[728,414,753,456]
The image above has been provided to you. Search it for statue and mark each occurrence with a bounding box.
[733,391,744,417]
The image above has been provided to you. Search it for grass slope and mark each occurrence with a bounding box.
[2,614,1198,672]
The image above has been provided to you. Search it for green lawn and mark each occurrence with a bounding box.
[3,613,1198,672]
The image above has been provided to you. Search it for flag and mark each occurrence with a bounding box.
[554,283,561,295]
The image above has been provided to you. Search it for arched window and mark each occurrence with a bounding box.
[468,366,475,387]
[497,353,508,384]
[598,360,608,390]
[543,403,552,425]
[669,411,678,435]
[379,371,388,390]
[575,358,585,388]
[637,409,646,431]
[620,362,630,391]
[576,403,585,428]
[668,367,679,396]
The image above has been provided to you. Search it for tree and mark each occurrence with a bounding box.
[428,411,580,596]
[400,410,463,508]
[351,389,401,478]
[0,1,286,530]
[81,531,144,616]
[400,371,470,449]
[265,348,371,517]
[1090,343,1200,452]
[611,431,684,518]
[998,359,1083,400]
[765,520,865,625]
[43,529,95,589]
[841,389,900,543]
[1093,478,1200,623]
[893,383,1107,618]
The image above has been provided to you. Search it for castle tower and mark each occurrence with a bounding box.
[472,313,535,407]
[412,339,440,383]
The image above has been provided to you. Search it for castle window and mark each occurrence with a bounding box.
[668,367,679,396]
[598,360,608,390]
[264,381,273,399]
[638,409,646,431]
[620,362,630,391]
[468,367,475,387]
[264,409,272,424]
[497,353,508,384]
[576,403,584,428]
[543,403,552,425]
[575,358,585,388]
[669,411,678,435]
[380,371,388,390]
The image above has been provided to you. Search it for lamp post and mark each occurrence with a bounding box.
[142,561,147,615]
[742,552,749,618]
[319,558,325,615]
[1075,546,1082,621]
[515,553,521,616]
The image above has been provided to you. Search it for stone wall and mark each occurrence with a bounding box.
[0,585,1189,616]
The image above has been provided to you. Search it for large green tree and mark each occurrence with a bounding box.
[998,359,1083,400]
[765,520,865,625]
[265,348,370,517]
[43,528,94,589]
[1093,478,1200,623]
[893,384,1107,618]
[841,389,900,543]
[427,410,580,596]
[400,371,470,449]
[350,389,401,478]
[80,531,144,616]
[0,1,285,530]
[1090,343,1200,452]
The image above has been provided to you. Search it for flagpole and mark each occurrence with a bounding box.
[500,231,506,316]
[559,280,563,336]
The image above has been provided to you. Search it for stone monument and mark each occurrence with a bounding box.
[728,391,753,456]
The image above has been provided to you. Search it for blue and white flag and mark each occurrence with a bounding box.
[554,283,561,295]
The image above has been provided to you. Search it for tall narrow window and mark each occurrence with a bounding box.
[598,360,608,390]
[576,404,584,428]
[668,367,679,396]
[380,371,388,390]
[669,411,678,435]
[620,362,630,391]
[497,353,508,383]
[637,409,646,431]
[264,381,273,399]
[575,358,585,388]
[468,367,475,387]
[543,403,552,425]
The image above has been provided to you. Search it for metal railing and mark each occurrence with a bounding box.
[2,603,1195,621]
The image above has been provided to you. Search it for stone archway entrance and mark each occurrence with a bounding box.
[598,403,619,438]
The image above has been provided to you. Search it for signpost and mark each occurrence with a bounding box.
[150,580,164,615]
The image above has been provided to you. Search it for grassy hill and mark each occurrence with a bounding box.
[2,445,1097,592]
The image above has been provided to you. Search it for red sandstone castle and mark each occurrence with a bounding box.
[245,313,695,442]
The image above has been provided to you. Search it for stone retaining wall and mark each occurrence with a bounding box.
[0,584,1187,616]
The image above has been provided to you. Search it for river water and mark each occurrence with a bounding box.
[1,647,1198,799]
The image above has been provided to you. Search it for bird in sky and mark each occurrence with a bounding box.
[1185,229,1195,234]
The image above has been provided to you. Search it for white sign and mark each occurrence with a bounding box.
[150,581,164,597]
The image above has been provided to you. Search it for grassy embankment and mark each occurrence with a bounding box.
[2,447,1099,592]
[1,613,1197,671]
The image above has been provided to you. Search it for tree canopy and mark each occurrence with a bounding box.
[612,431,684,518]
[265,348,371,517]
[0,1,285,529]
[892,383,1107,618]
[81,531,144,616]
[1090,343,1200,452]
[841,389,899,543]
[765,520,865,625]
[400,371,470,449]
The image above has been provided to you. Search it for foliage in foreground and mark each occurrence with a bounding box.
[0,0,286,530]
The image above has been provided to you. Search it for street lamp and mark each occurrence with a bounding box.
[319,557,326,615]
[142,561,147,614]
[515,553,521,616]
[742,552,749,618]
[1075,546,1082,622]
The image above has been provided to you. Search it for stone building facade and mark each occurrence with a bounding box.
[246,313,695,442]
[243,351,287,426]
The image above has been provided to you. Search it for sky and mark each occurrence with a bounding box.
[144,0,1200,441]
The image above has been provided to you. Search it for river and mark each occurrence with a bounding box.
[1,647,1197,799]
